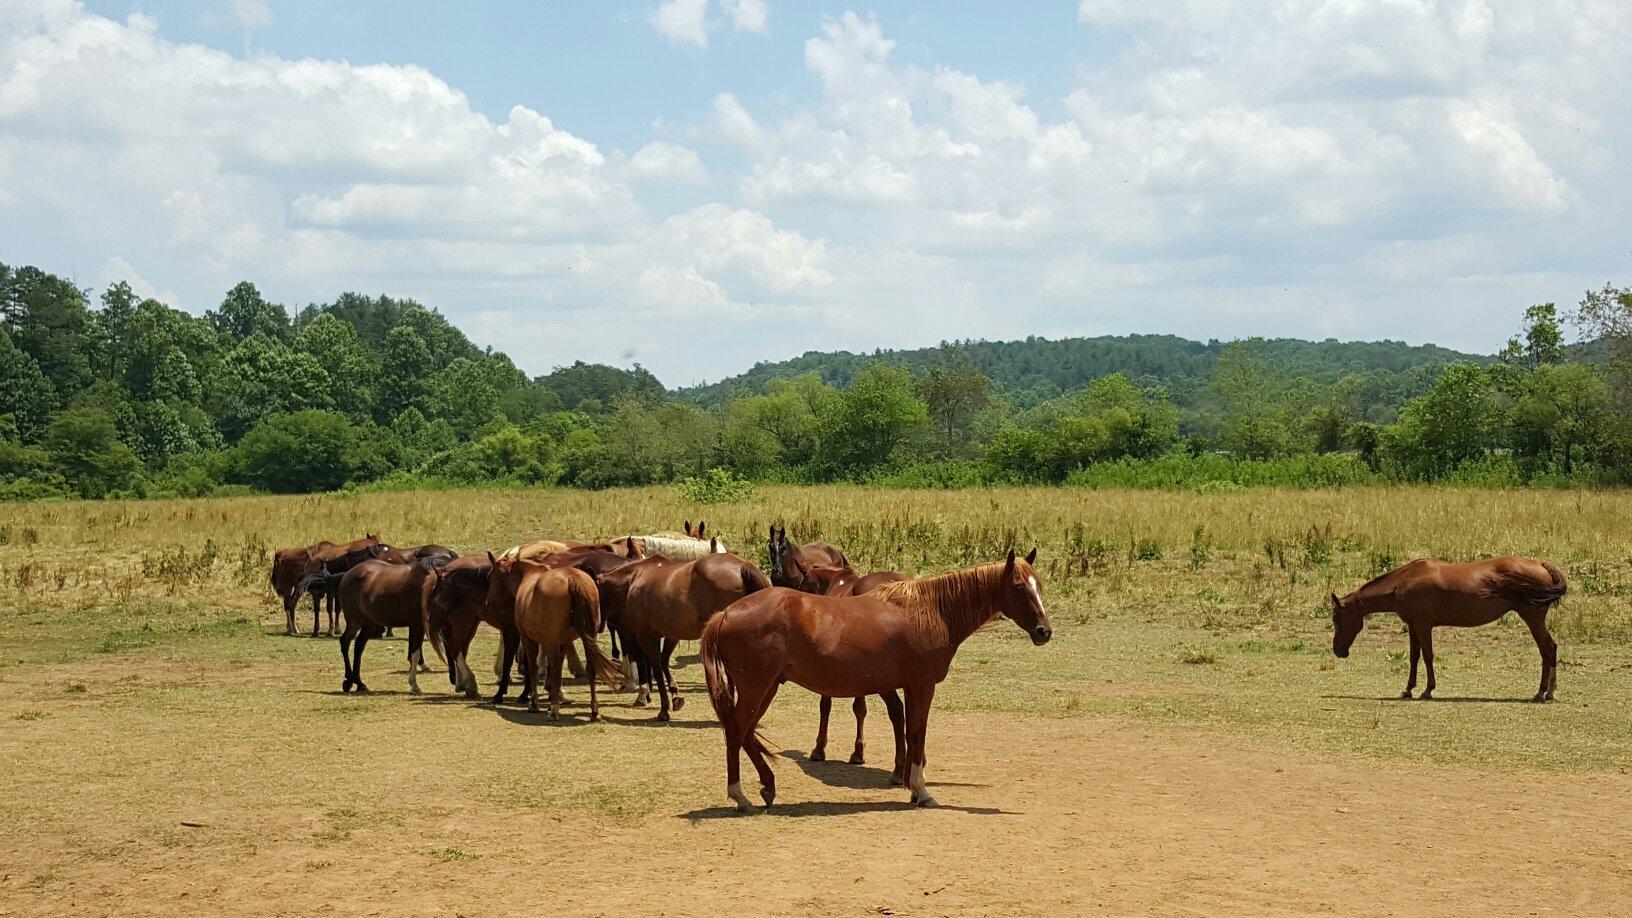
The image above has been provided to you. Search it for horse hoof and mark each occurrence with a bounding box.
[916,795,940,808]
[657,711,671,723]
[1419,692,1434,701]
[891,771,908,786]
[671,696,685,711]
[342,682,352,694]
[848,751,866,765]
[809,748,826,762]
[760,786,775,807]
[1399,691,1413,699]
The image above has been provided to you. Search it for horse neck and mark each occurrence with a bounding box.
[904,566,1007,648]
[1346,571,1401,613]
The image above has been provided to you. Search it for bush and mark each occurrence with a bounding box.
[231,410,362,493]
[867,459,991,489]
[677,468,754,504]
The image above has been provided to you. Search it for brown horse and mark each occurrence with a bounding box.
[536,549,643,687]
[1332,556,1567,701]
[700,549,1050,812]
[596,551,771,721]
[804,562,909,771]
[768,529,909,770]
[486,558,623,720]
[337,556,451,694]
[270,533,379,636]
[426,554,498,701]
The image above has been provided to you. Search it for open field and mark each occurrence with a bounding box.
[2,485,1631,916]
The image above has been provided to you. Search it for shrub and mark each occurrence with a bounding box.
[677,468,754,504]
[231,410,362,493]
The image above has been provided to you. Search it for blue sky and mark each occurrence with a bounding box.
[4,1,1630,384]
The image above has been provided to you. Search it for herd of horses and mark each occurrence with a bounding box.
[269,522,1568,812]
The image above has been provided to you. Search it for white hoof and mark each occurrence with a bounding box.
[727,782,757,814]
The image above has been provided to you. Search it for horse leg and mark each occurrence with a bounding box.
[352,626,375,694]
[810,696,833,761]
[637,636,671,722]
[284,591,296,636]
[406,624,424,695]
[580,634,601,722]
[847,695,869,764]
[310,592,321,637]
[547,644,565,720]
[520,636,540,714]
[326,593,338,637]
[904,682,938,807]
[661,639,683,712]
[564,642,584,680]
[490,629,517,706]
[880,689,907,785]
[740,681,782,808]
[339,621,359,693]
[1520,608,1558,702]
[1415,624,1436,700]
[1402,630,1420,699]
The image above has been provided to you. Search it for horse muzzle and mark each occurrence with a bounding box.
[1030,625,1052,646]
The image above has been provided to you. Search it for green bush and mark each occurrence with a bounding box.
[231,410,363,493]
[867,459,991,489]
[677,468,754,504]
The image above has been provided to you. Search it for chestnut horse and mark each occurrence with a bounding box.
[486,558,623,720]
[270,533,379,636]
[1332,556,1567,701]
[337,556,452,694]
[700,549,1051,812]
[595,550,771,721]
[536,549,643,688]
[426,554,499,701]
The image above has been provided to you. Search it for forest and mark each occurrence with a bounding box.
[3,260,1631,500]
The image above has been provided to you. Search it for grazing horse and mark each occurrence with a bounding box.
[1331,556,1568,701]
[270,534,380,636]
[700,548,1051,812]
[536,549,643,688]
[426,554,496,700]
[595,551,771,721]
[485,557,623,720]
[337,556,452,694]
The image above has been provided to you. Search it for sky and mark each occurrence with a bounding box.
[1,1,1629,385]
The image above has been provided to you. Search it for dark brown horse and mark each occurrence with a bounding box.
[337,556,452,694]
[426,554,498,701]
[701,549,1050,812]
[485,558,623,720]
[596,551,771,721]
[270,533,379,636]
[1332,556,1567,701]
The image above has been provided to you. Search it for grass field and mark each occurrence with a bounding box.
[2,485,1631,915]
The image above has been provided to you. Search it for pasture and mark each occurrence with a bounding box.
[2,485,1631,916]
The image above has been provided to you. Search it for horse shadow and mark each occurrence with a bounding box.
[596,712,717,730]
[678,799,1015,820]
[1321,693,1538,705]
[491,706,602,728]
[777,748,993,792]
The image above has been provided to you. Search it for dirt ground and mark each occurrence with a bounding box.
[3,647,1629,917]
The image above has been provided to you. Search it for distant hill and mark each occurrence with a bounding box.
[674,334,1487,408]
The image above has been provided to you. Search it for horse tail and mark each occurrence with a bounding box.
[289,569,337,607]
[566,573,623,690]
[1496,560,1569,607]
[700,615,771,757]
[740,564,771,596]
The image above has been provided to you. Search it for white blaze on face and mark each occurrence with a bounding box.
[1027,575,1045,616]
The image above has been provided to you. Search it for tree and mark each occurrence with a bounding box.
[232,411,361,493]
[295,313,378,421]
[42,408,140,497]
[0,333,58,441]
[0,263,94,399]
[379,324,433,414]
[1509,363,1609,472]
[425,357,503,438]
[208,282,290,342]
[537,361,665,410]
[817,364,930,472]
[916,349,993,455]
[93,281,138,381]
[1499,303,1566,371]
[212,333,335,438]
[1382,364,1500,474]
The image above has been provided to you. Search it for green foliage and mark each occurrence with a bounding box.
[42,408,140,498]
[538,361,665,411]
[422,425,558,484]
[1380,364,1500,476]
[0,333,57,440]
[231,411,362,493]
[208,282,290,342]
[816,364,931,474]
[677,468,754,504]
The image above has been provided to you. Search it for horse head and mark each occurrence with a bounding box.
[1001,547,1051,645]
[1330,592,1365,658]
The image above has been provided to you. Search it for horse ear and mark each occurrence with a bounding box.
[1025,547,1038,566]
[1329,592,1341,608]
[699,521,707,537]
[839,551,849,567]
[710,536,718,553]
[486,550,497,565]
[1004,547,1016,574]
[684,520,692,536]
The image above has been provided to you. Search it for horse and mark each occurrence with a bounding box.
[270,533,380,636]
[700,548,1051,812]
[803,562,909,771]
[485,557,623,720]
[337,555,453,694]
[426,554,496,700]
[766,524,846,591]
[609,533,727,561]
[535,549,644,688]
[1331,556,1568,701]
[286,539,393,624]
[595,549,771,721]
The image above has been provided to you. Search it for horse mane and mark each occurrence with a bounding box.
[413,555,454,574]
[869,562,1009,636]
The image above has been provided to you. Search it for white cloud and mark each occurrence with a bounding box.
[650,0,710,48]
[623,141,707,183]
[722,0,768,33]
[200,0,271,30]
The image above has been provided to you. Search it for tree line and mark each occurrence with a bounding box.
[3,261,1631,499]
